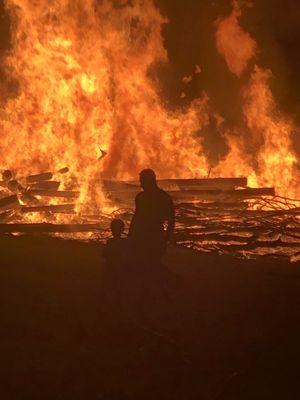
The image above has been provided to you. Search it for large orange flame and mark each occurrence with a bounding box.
[1,0,209,213]
[1,0,299,218]
[215,0,299,198]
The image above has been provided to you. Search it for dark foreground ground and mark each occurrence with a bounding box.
[1,235,300,400]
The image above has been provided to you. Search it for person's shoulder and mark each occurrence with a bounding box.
[158,188,173,201]
[135,191,145,201]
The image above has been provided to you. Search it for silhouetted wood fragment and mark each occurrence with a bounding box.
[58,167,69,174]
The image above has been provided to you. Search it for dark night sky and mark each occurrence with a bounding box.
[154,0,300,161]
[1,0,300,158]
[156,0,300,114]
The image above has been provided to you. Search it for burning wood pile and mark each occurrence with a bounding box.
[104,177,300,261]
[1,171,300,261]
[0,168,79,223]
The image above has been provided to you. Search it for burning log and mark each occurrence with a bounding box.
[29,181,60,191]
[21,204,75,213]
[26,172,53,183]
[27,190,80,199]
[25,167,69,183]
[0,195,20,211]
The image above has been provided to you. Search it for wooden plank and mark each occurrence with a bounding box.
[0,223,104,233]
[104,177,248,191]
[27,190,80,198]
[21,204,75,213]
[104,187,275,202]
[26,172,53,183]
[126,177,248,189]
[29,181,60,191]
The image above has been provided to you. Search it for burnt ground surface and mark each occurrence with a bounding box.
[1,235,300,400]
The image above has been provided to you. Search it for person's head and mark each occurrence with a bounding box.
[139,169,157,191]
[110,219,125,238]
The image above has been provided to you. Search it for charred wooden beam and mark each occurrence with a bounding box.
[26,172,53,183]
[125,177,248,189]
[27,190,80,198]
[104,187,275,203]
[21,204,75,213]
[159,177,248,189]
[24,168,69,183]
[29,181,60,191]
[104,177,248,191]
[0,223,104,233]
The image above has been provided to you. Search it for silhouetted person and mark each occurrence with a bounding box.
[101,219,128,317]
[129,169,175,265]
[103,219,127,267]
